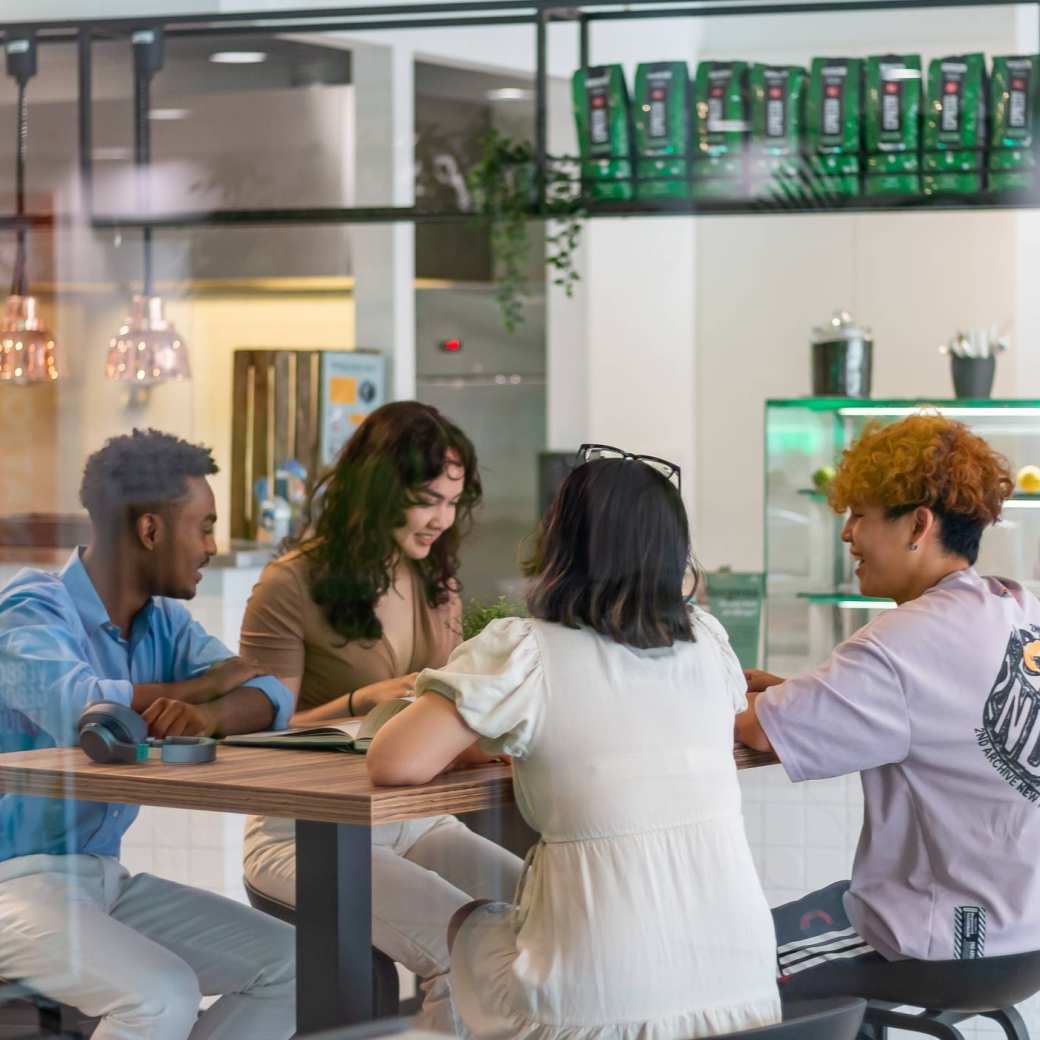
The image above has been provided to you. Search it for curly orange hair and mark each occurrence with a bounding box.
[827,413,1013,524]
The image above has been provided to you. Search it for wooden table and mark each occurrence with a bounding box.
[0,742,778,1035]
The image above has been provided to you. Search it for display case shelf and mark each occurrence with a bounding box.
[798,489,1040,505]
[764,398,1040,670]
[797,592,896,608]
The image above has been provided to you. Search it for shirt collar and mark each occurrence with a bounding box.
[59,547,155,635]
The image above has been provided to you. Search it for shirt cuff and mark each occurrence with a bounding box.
[96,679,135,708]
[755,686,808,783]
[241,675,293,730]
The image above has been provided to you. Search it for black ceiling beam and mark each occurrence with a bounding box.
[1,0,1024,39]
[583,0,1017,15]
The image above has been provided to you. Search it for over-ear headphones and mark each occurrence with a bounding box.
[78,701,217,765]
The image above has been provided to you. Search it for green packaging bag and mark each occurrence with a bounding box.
[923,53,986,194]
[572,65,635,201]
[749,64,807,200]
[692,61,750,198]
[864,54,922,196]
[633,61,691,200]
[989,55,1039,192]
[806,58,863,196]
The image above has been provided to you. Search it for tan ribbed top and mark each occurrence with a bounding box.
[239,549,461,712]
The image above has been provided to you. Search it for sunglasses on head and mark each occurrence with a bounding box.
[577,443,682,493]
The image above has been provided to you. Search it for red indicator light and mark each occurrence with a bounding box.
[945,81,959,94]
[439,338,463,353]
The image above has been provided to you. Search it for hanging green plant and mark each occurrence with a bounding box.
[467,128,584,333]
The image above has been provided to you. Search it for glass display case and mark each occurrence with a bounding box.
[764,398,1040,673]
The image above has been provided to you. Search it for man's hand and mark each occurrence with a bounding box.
[132,656,266,714]
[353,673,420,716]
[142,698,218,739]
[744,668,786,693]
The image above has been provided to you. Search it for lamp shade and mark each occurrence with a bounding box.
[105,295,190,385]
[0,294,59,383]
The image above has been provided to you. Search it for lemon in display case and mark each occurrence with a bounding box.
[764,398,1040,673]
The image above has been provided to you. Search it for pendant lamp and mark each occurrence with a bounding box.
[105,28,190,393]
[1,34,59,384]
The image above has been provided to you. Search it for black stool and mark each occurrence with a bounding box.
[718,997,866,1039]
[242,877,402,1018]
[301,997,866,1039]
[854,950,1040,1039]
[0,979,93,1038]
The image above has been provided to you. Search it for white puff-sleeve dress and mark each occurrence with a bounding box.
[415,612,781,1040]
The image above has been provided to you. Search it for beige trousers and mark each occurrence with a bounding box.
[0,853,295,1040]
[243,813,524,1034]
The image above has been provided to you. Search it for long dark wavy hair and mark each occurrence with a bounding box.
[292,401,481,642]
[525,458,697,649]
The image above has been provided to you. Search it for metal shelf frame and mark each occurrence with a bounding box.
[0,0,1037,231]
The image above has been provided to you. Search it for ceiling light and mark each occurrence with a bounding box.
[209,51,268,64]
[106,295,190,388]
[2,33,60,385]
[148,107,190,121]
[485,87,531,102]
[106,28,190,401]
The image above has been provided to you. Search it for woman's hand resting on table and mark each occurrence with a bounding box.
[352,673,420,716]
[443,745,511,774]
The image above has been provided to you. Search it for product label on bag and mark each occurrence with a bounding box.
[764,68,788,138]
[940,62,967,134]
[587,82,610,145]
[707,66,734,132]
[1008,59,1032,129]
[647,69,672,139]
[821,64,848,138]
[880,63,904,134]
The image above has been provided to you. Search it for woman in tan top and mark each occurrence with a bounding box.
[239,401,523,1034]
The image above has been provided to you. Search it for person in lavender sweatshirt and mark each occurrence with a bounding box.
[737,413,1040,998]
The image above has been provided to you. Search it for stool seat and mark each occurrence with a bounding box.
[856,949,1040,1014]
[852,950,1040,1040]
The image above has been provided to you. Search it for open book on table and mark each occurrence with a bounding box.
[223,698,411,753]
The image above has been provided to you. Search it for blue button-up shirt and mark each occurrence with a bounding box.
[0,549,292,862]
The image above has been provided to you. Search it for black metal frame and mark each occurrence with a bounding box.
[0,0,1037,230]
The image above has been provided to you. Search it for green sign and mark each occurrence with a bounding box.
[705,570,764,670]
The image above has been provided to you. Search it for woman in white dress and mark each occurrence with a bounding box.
[368,445,781,1039]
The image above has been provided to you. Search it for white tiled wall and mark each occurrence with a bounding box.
[740,765,1040,1039]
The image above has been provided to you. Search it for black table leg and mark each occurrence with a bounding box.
[296,820,373,1035]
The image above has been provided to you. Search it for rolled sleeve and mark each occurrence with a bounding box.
[165,603,294,729]
[241,674,294,730]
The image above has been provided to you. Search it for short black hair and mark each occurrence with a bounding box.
[80,428,218,528]
[525,457,697,649]
[885,502,986,565]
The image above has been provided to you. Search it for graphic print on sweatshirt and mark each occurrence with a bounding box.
[977,625,1040,803]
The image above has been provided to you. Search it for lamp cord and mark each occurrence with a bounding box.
[134,46,153,298]
[12,81,27,298]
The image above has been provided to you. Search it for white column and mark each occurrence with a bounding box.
[584,217,698,519]
[350,42,416,401]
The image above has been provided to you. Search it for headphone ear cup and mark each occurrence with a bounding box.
[80,723,145,764]
[78,702,149,764]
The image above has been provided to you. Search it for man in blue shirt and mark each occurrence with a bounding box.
[0,429,295,1040]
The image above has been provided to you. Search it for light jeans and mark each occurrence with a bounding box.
[0,853,295,1040]
[243,813,524,1034]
